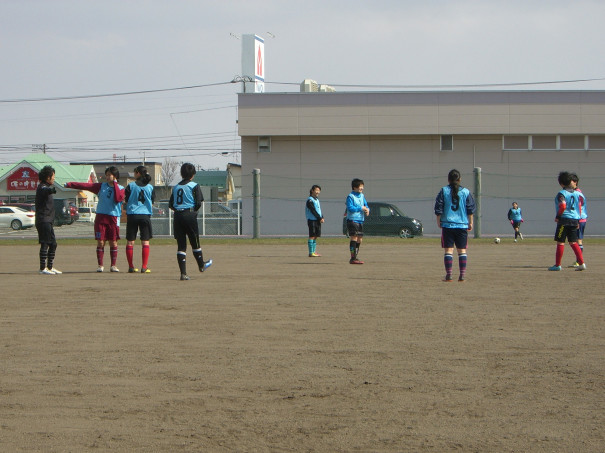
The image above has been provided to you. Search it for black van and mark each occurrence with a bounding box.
[53,199,79,226]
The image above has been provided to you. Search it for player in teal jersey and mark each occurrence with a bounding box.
[507,202,524,242]
[548,171,585,271]
[125,166,155,273]
[305,185,324,257]
[65,166,125,272]
[345,178,370,264]
[568,173,587,268]
[169,163,212,281]
[434,169,476,282]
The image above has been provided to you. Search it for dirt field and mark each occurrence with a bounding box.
[0,239,603,452]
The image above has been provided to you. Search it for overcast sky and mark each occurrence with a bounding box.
[2,0,605,169]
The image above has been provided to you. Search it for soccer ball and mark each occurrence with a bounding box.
[494,237,501,244]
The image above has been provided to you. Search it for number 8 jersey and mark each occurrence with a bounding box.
[171,181,199,210]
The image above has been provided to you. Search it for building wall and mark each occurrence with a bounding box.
[238,91,605,236]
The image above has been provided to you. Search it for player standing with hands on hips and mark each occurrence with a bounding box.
[345,178,370,264]
[306,184,324,257]
[35,165,62,275]
[434,169,476,282]
[125,165,155,273]
[169,163,212,281]
[507,201,523,242]
[65,166,125,272]
[548,171,586,271]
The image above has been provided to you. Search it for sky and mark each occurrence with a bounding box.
[2,0,605,170]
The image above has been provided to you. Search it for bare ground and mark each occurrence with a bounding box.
[0,239,603,452]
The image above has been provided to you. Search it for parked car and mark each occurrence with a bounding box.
[342,202,423,238]
[152,206,166,217]
[78,206,96,222]
[6,203,35,212]
[0,206,35,230]
[54,199,79,226]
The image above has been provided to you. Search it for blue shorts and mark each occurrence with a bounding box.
[578,221,586,240]
[441,227,468,249]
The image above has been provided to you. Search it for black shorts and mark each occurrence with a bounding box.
[347,220,364,238]
[126,215,153,241]
[308,219,321,238]
[173,210,200,250]
[511,221,521,229]
[36,222,56,245]
[441,227,468,249]
[554,221,579,243]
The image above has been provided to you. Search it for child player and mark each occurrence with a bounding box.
[125,166,155,273]
[65,166,125,272]
[434,169,476,282]
[305,184,324,257]
[169,163,212,281]
[548,171,585,271]
[568,173,587,268]
[35,165,62,275]
[507,201,524,242]
[345,178,369,264]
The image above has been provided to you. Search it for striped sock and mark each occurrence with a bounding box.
[110,247,118,266]
[444,254,453,277]
[97,247,104,266]
[39,244,49,270]
[459,254,467,279]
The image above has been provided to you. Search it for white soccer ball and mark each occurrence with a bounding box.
[494,237,501,244]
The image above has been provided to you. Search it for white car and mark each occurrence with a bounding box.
[0,206,36,230]
[77,206,96,222]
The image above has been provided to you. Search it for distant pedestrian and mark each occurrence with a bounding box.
[507,202,524,242]
[434,169,476,282]
[65,166,125,272]
[345,178,369,264]
[125,166,155,273]
[35,165,62,275]
[306,184,324,257]
[169,163,212,281]
[548,171,585,271]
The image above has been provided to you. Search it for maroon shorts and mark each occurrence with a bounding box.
[94,214,120,241]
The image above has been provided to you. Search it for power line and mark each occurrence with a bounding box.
[0,81,233,103]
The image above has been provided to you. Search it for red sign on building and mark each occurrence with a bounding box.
[7,167,39,191]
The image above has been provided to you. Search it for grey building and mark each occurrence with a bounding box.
[238,91,605,237]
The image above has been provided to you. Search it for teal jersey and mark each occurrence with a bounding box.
[434,185,476,229]
[97,182,124,217]
[172,181,198,210]
[126,182,154,215]
[556,188,581,220]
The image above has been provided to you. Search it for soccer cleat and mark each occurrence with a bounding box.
[568,262,579,268]
[39,268,54,275]
[575,263,586,271]
[349,258,364,264]
[97,266,104,273]
[309,252,321,257]
[458,276,465,282]
[141,268,151,274]
[200,259,213,272]
[548,265,562,271]
[128,267,139,273]
[110,266,120,273]
[443,275,453,282]
[49,268,62,274]
[180,274,190,281]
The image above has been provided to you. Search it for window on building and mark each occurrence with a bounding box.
[440,135,453,151]
[531,135,557,150]
[258,136,271,153]
[589,135,605,150]
[559,135,586,150]
[503,135,529,150]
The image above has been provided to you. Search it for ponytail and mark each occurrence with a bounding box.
[448,169,461,202]
[135,165,152,185]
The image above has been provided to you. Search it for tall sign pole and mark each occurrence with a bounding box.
[242,34,265,93]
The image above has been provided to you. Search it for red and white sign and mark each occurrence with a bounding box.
[7,167,39,191]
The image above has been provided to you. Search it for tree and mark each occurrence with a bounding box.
[161,157,180,187]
